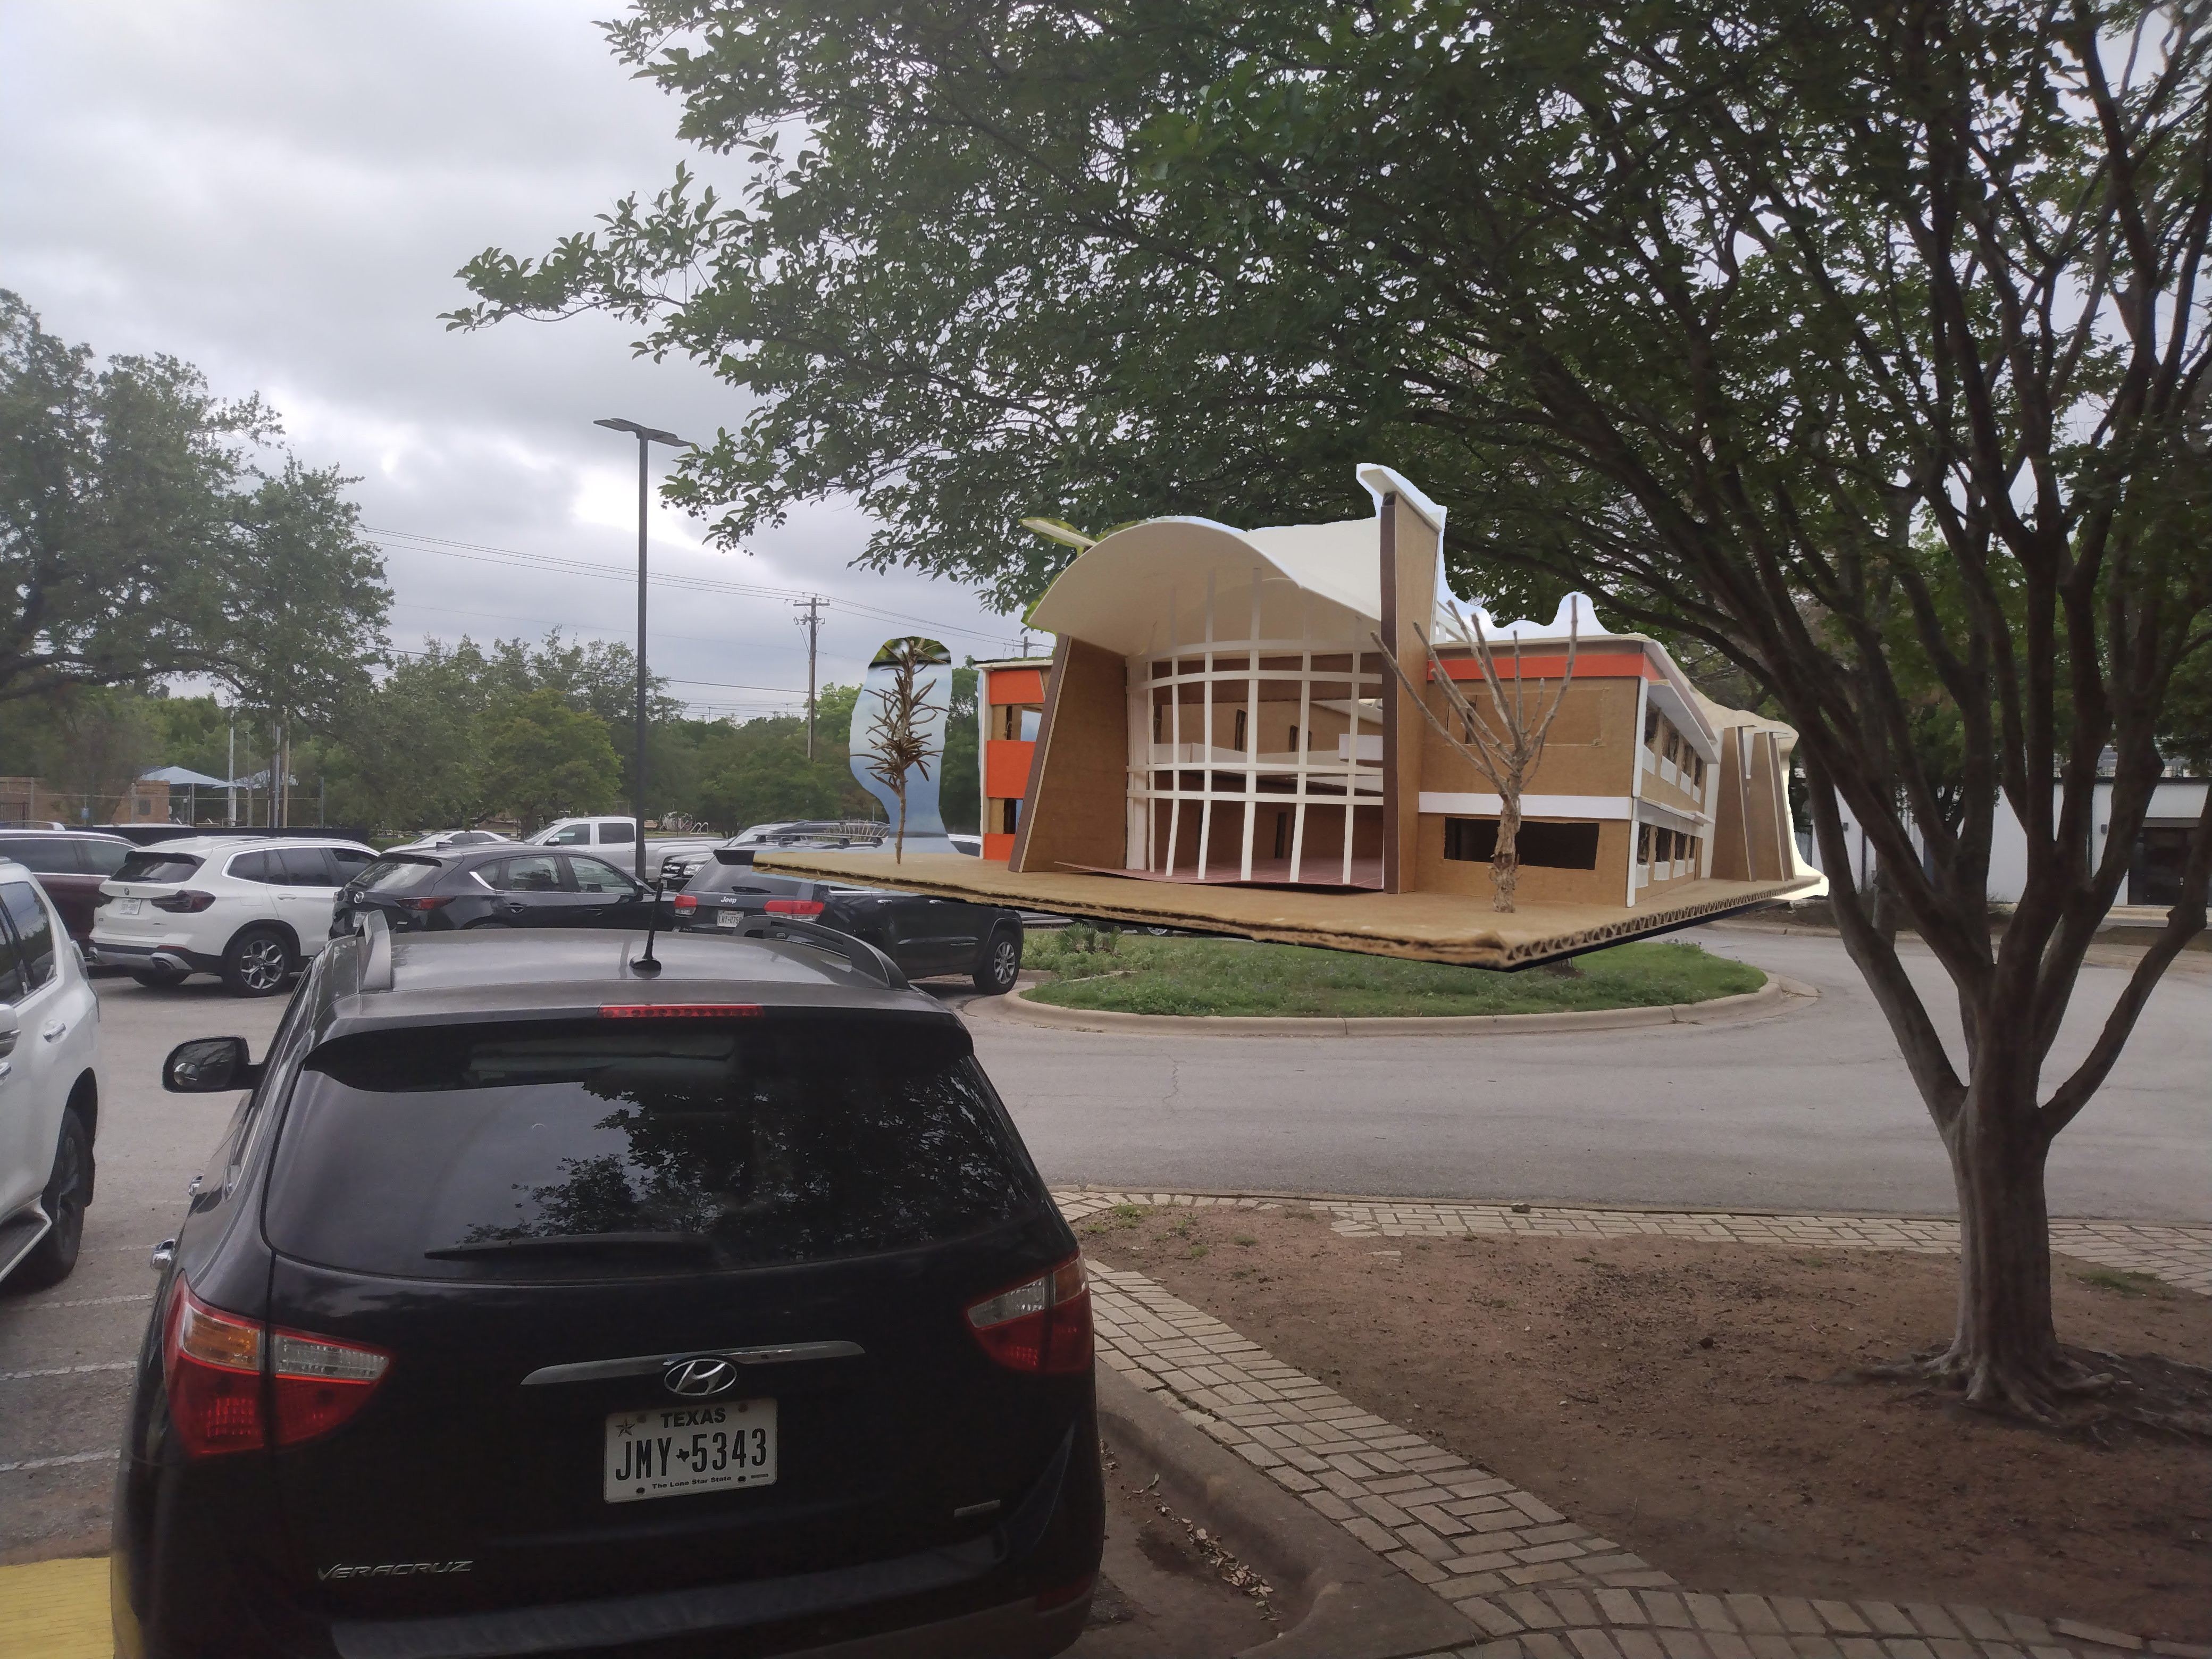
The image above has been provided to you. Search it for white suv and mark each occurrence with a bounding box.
[90,836,378,996]
[0,857,102,1291]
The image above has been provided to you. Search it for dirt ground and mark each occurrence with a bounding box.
[1082,1205,2212,1643]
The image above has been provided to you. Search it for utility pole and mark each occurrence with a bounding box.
[594,417,694,881]
[792,596,824,758]
[225,718,236,825]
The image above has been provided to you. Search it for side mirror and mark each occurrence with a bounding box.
[0,1007,17,1060]
[163,1036,261,1094]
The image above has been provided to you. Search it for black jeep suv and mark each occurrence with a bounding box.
[114,921,1100,1658]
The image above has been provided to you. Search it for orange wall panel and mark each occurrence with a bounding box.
[982,832,1016,862]
[987,668,1045,706]
[1434,651,1655,683]
[985,739,1037,799]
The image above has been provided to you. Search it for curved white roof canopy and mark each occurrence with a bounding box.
[1028,513,1468,657]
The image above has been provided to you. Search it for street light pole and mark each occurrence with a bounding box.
[594,417,692,882]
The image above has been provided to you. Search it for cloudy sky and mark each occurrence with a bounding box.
[0,0,1037,721]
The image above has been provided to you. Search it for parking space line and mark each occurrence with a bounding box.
[0,1449,119,1474]
[1,1294,150,1311]
[0,1363,132,1382]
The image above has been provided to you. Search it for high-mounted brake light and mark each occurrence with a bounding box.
[150,891,216,914]
[599,1003,765,1018]
[164,1278,391,1459]
[764,899,826,918]
[966,1255,1091,1375]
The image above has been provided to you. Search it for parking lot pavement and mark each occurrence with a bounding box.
[0,975,287,1564]
[961,927,2211,1222]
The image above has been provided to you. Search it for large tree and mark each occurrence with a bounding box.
[453,0,2211,1418]
[216,459,392,823]
[1,291,272,701]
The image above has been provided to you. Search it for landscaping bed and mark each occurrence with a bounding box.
[1025,933,1764,1018]
[1079,1204,2212,1643]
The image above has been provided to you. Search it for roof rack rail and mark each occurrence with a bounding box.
[733,916,903,989]
[358,908,395,994]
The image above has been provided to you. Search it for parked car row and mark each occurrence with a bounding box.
[330,844,1027,995]
[47,821,1013,1000]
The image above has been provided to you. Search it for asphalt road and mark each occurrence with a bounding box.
[3,929,2203,1565]
[968,926,2211,1224]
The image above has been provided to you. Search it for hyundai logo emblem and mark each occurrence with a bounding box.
[662,1356,740,1398]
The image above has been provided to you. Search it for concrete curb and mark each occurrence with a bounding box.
[972,972,1816,1037]
[1093,1361,1479,1659]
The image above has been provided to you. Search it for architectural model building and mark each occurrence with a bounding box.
[763,466,1822,966]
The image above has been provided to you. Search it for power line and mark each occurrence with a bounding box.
[365,524,1025,648]
[391,600,802,656]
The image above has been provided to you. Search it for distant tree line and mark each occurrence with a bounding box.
[0,642,980,840]
[0,290,982,839]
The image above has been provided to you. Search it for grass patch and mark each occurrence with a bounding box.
[1023,933,1762,1018]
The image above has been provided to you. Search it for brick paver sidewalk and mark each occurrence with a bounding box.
[1059,1190,2208,1659]
[1054,1191,2212,1297]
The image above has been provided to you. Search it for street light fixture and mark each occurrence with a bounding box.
[595,416,693,881]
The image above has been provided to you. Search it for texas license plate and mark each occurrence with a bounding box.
[115,898,142,916]
[604,1400,776,1503]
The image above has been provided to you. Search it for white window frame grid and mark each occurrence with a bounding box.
[1125,567,1384,885]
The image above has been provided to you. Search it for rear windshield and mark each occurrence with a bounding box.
[80,840,131,876]
[265,1015,1038,1279]
[685,864,804,896]
[116,851,204,884]
[353,857,439,893]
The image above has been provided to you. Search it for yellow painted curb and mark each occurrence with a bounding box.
[0,1555,109,1658]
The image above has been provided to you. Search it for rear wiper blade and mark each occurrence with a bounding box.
[424,1231,716,1260]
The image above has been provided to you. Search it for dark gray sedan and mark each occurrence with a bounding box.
[673,853,1025,994]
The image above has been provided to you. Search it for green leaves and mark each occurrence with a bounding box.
[2,291,393,723]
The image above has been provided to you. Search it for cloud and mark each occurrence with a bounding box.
[0,0,1034,719]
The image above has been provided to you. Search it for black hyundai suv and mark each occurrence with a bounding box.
[115,922,1101,1659]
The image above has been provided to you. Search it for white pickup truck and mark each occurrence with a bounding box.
[526,817,720,881]
[0,856,102,1291]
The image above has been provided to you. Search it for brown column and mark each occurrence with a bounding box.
[1009,635,1128,875]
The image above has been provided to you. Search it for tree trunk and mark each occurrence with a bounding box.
[893,782,907,864]
[1931,1068,2077,1416]
[1491,792,1521,912]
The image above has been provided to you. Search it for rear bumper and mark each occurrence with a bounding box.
[771,1592,1087,1658]
[88,941,220,974]
[323,1589,1088,1659]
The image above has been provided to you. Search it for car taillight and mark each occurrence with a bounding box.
[393,896,452,911]
[764,898,826,917]
[164,1278,391,1458]
[150,891,215,914]
[270,1326,391,1446]
[165,1280,264,1458]
[966,1255,1091,1375]
[672,893,698,914]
